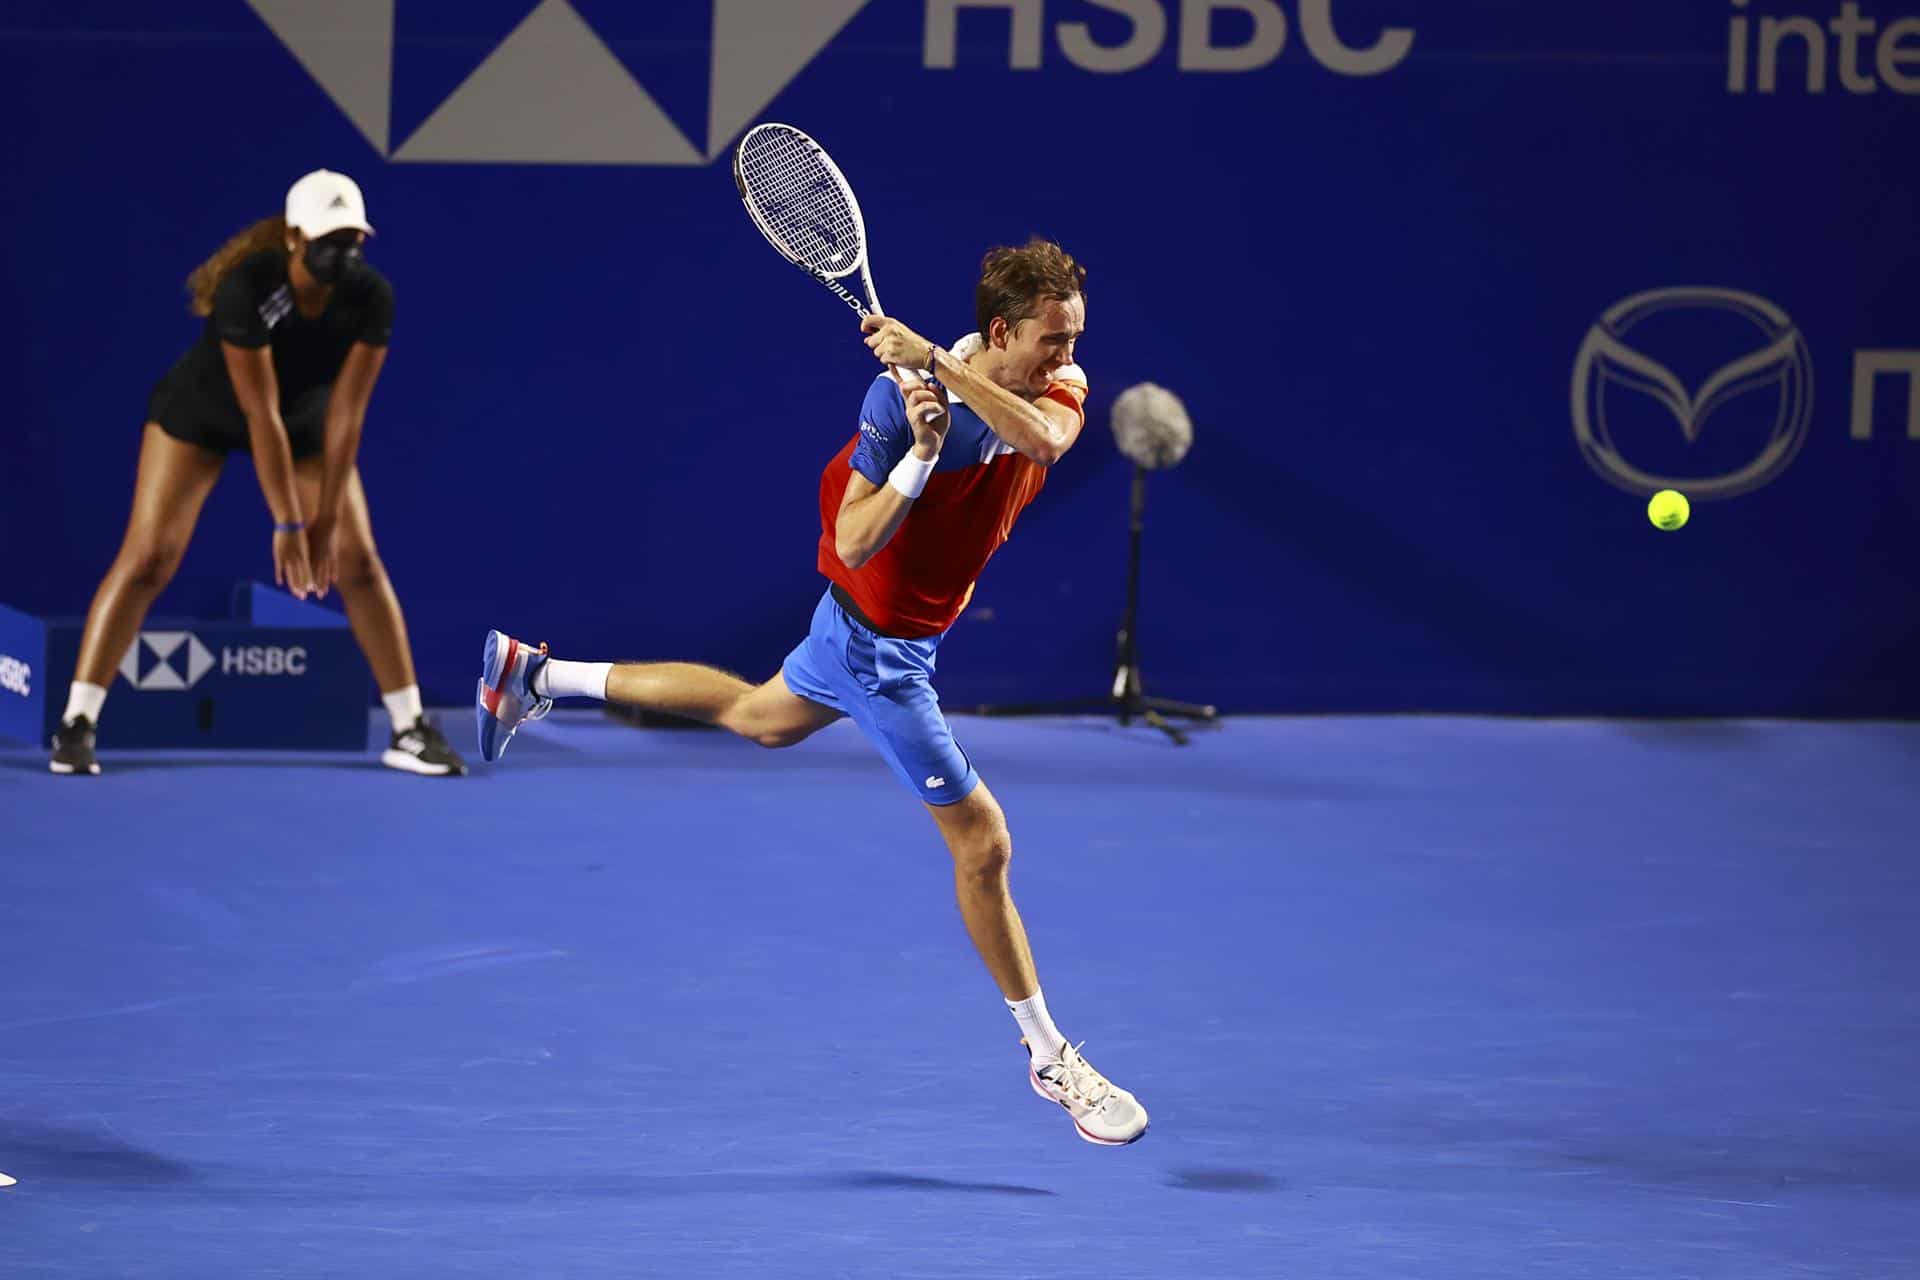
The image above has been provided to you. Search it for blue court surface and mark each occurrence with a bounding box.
[2,711,1916,1279]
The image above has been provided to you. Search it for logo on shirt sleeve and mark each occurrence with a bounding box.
[259,286,293,331]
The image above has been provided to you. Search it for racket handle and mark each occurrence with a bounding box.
[863,281,939,424]
[894,365,943,426]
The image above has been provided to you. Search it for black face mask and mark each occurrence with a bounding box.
[302,236,363,286]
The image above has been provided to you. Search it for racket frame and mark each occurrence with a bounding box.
[733,122,939,420]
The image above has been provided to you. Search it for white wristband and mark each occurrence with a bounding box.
[888,452,937,499]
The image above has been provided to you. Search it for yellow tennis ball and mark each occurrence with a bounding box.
[1647,489,1690,531]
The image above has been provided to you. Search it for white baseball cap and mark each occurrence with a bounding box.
[285,169,374,238]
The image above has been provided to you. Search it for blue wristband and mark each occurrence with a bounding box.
[273,521,305,534]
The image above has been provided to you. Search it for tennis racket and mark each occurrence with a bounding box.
[733,122,939,422]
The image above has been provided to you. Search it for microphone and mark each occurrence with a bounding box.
[1110,382,1193,471]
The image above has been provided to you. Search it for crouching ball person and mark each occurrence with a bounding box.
[50,170,466,777]
[478,239,1146,1145]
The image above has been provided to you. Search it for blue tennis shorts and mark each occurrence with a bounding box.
[780,589,979,806]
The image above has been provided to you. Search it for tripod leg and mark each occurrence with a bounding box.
[1141,708,1190,746]
[1140,697,1218,721]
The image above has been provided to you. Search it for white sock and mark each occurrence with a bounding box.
[382,685,424,732]
[1007,989,1068,1063]
[63,681,107,726]
[533,659,611,701]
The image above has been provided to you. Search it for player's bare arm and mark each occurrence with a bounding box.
[834,383,949,568]
[861,314,1083,467]
[222,340,302,523]
[308,341,386,593]
[316,342,386,523]
[223,340,316,598]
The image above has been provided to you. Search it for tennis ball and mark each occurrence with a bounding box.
[1647,489,1690,531]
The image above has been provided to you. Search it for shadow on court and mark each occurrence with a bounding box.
[0,1120,198,1186]
[826,1171,1055,1196]
[2,1166,1059,1203]
[1163,1168,1283,1192]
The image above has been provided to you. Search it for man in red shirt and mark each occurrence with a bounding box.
[478,239,1146,1146]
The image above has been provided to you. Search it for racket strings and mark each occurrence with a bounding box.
[738,131,864,277]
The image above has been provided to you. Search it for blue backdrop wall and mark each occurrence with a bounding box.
[4,1,1916,715]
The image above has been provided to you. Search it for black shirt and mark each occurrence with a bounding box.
[149,251,392,447]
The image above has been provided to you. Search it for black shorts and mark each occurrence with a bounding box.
[146,368,328,459]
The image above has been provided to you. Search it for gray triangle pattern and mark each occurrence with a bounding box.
[393,0,702,165]
[245,0,393,154]
[707,0,873,160]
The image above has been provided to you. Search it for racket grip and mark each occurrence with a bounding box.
[894,364,942,425]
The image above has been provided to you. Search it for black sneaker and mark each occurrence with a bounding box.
[50,715,101,776]
[382,716,468,776]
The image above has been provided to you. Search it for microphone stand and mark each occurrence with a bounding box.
[973,463,1218,744]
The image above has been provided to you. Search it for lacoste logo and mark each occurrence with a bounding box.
[924,775,946,788]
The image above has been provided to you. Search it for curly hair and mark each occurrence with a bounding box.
[974,236,1086,342]
[185,216,287,317]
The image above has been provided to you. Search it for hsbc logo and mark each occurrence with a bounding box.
[250,0,1408,168]
[0,654,29,698]
[926,0,1414,75]
[120,632,216,691]
[118,633,310,690]
[222,646,310,677]
[247,0,878,165]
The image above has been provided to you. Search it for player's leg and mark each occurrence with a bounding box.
[830,627,1150,1146]
[923,779,1036,999]
[475,621,843,763]
[296,459,465,775]
[922,780,1148,1146]
[603,663,841,747]
[54,424,225,774]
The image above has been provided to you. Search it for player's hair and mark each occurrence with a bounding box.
[975,237,1086,342]
[186,216,289,317]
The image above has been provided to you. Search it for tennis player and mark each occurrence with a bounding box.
[50,170,466,778]
[477,238,1146,1145]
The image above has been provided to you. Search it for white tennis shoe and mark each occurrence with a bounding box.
[1025,1039,1149,1146]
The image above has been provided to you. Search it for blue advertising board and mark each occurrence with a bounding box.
[2,2,1915,715]
[0,588,365,750]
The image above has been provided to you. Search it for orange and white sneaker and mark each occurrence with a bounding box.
[1025,1039,1149,1146]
